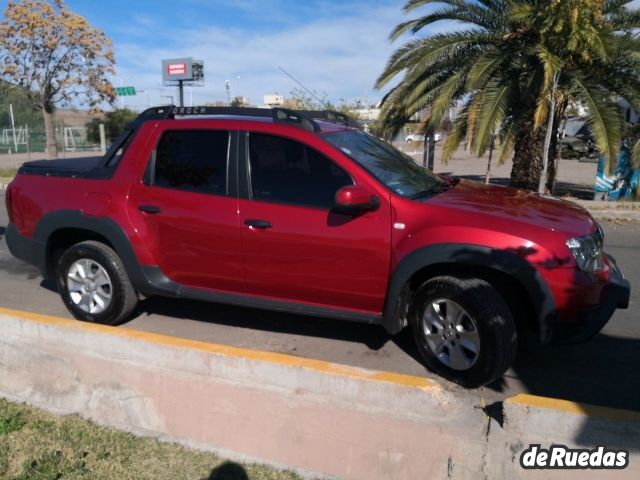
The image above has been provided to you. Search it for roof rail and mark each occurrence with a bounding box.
[130,105,362,133]
[302,110,363,129]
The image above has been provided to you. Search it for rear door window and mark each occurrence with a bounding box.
[152,130,229,195]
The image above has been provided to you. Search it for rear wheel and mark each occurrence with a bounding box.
[56,241,138,325]
[410,276,517,388]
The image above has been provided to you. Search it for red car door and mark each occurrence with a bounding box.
[238,130,392,314]
[127,125,244,292]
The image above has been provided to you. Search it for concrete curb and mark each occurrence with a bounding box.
[0,306,639,479]
[570,199,640,222]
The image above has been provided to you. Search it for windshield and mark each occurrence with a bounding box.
[324,130,448,198]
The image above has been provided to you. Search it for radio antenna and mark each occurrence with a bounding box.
[278,66,329,108]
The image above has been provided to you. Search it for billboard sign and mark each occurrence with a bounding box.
[162,57,193,81]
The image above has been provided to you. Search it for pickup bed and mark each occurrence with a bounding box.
[4,106,630,387]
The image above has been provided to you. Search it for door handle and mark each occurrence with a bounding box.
[244,219,272,229]
[139,204,162,214]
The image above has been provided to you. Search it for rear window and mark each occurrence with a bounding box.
[152,130,229,195]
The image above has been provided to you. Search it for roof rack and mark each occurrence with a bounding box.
[129,105,362,133]
[302,110,363,129]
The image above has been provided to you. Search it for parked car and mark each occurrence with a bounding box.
[405,132,442,144]
[561,135,598,159]
[5,106,629,387]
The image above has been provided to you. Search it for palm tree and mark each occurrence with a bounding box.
[376,0,640,192]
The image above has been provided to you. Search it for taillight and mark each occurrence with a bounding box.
[5,186,14,223]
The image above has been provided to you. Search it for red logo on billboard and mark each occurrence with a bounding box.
[167,63,187,76]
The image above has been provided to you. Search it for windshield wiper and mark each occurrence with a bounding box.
[409,184,449,200]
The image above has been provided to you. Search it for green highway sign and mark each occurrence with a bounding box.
[115,86,136,96]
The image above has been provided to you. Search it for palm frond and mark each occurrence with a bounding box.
[427,71,467,129]
[472,80,510,155]
[442,106,469,163]
[376,32,494,88]
[466,92,483,151]
[573,77,622,173]
[466,50,502,90]
[497,117,519,165]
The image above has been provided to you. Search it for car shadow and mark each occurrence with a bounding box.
[136,295,391,352]
[507,334,640,409]
[134,287,640,411]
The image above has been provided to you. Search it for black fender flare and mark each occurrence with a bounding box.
[34,210,170,295]
[382,243,557,343]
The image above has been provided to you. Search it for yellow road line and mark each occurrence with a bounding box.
[0,306,434,390]
[506,394,640,423]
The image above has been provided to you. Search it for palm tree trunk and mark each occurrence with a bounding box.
[510,120,545,191]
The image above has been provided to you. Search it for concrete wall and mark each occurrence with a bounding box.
[0,306,638,479]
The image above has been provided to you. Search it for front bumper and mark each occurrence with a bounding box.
[552,255,630,344]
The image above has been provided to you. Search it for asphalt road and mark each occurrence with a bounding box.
[0,193,638,411]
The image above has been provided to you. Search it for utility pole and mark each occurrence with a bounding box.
[539,71,560,194]
[119,79,125,108]
[422,127,435,171]
[225,80,231,104]
[9,104,18,153]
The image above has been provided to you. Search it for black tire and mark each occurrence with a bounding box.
[409,276,517,388]
[56,241,138,325]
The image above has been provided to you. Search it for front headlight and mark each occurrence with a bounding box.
[566,227,604,272]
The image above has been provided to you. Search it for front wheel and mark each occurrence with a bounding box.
[410,276,517,388]
[56,241,138,325]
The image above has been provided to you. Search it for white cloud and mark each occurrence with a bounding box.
[112,3,414,109]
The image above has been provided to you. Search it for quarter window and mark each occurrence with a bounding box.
[248,133,352,209]
[153,130,228,195]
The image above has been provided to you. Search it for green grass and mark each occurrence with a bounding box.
[0,169,17,182]
[0,398,303,480]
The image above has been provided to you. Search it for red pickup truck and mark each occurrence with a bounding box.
[4,106,630,387]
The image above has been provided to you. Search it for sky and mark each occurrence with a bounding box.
[2,0,436,110]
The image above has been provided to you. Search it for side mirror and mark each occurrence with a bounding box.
[334,185,379,214]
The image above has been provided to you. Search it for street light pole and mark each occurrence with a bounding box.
[178,80,185,107]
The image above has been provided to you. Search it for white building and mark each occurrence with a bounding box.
[263,95,285,108]
[353,108,380,121]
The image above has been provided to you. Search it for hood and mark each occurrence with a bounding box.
[424,180,597,237]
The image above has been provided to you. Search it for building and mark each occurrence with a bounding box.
[263,95,285,108]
